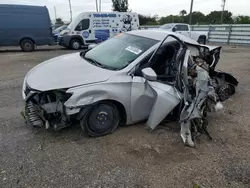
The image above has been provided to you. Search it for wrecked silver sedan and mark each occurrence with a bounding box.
[22,30,238,147]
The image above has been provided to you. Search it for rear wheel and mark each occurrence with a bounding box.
[20,39,35,52]
[70,39,81,50]
[198,36,206,45]
[80,102,120,137]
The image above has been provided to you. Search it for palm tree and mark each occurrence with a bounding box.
[179,10,187,17]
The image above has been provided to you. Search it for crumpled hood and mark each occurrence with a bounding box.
[26,52,114,91]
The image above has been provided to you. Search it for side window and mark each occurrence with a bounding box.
[176,24,189,31]
[75,19,90,31]
[182,25,189,31]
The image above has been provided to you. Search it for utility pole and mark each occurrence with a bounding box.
[221,0,226,24]
[68,0,73,22]
[96,0,99,12]
[99,0,101,12]
[54,6,57,20]
[189,0,194,25]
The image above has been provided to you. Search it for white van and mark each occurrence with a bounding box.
[58,12,140,50]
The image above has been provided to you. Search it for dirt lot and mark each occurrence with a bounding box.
[0,45,250,188]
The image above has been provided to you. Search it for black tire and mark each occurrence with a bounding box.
[80,102,120,137]
[70,39,81,50]
[198,36,206,45]
[217,84,235,102]
[20,39,35,52]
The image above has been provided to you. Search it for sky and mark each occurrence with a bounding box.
[2,0,250,22]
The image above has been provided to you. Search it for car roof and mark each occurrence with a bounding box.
[127,29,199,45]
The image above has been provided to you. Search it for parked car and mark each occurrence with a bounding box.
[22,30,238,147]
[58,12,140,50]
[0,4,53,52]
[159,23,208,44]
[53,24,69,42]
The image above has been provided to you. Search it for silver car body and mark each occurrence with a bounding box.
[23,30,198,125]
[22,29,237,146]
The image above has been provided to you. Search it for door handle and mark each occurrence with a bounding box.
[89,30,91,33]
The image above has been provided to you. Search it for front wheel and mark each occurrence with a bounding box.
[70,39,81,50]
[80,102,120,137]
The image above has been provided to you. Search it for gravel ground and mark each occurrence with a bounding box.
[0,45,250,188]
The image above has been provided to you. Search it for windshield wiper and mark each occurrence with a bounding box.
[84,57,105,68]
[82,52,120,70]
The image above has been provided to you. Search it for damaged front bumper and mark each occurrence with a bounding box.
[22,83,75,131]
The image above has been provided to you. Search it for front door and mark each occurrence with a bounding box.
[75,18,93,44]
[130,74,182,128]
[130,76,156,123]
[130,46,190,130]
[146,48,190,130]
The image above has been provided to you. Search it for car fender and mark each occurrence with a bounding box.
[19,36,35,44]
[212,71,239,86]
[64,77,132,123]
[190,31,208,41]
[71,35,85,44]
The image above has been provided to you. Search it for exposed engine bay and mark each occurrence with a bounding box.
[24,90,73,131]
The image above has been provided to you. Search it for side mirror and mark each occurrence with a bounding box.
[172,27,177,32]
[142,68,157,81]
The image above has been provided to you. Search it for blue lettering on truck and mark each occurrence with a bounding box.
[93,14,116,18]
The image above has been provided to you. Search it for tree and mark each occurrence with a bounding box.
[179,10,187,17]
[55,18,64,25]
[234,15,250,24]
[139,14,158,25]
[159,15,183,25]
[206,11,233,24]
[184,11,206,24]
[112,0,128,12]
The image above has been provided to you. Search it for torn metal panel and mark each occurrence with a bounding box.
[180,64,219,147]
[146,81,181,130]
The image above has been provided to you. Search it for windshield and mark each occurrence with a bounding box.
[84,33,158,70]
[160,24,174,30]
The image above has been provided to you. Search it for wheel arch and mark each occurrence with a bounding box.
[104,99,127,125]
[198,35,207,43]
[70,35,85,45]
[19,37,36,45]
[77,99,127,125]
[198,35,207,39]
